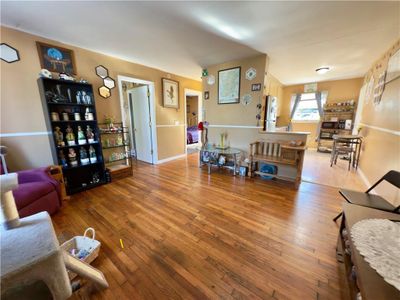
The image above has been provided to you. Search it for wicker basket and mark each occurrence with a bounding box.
[61,228,101,280]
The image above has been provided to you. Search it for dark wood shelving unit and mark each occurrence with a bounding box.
[38,77,107,195]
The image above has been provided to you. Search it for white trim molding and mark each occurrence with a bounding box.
[156,153,187,164]
[0,131,51,138]
[359,123,400,136]
[357,167,378,194]
[208,125,262,129]
[156,124,185,128]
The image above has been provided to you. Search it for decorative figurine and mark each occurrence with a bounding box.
[51,112,60,121]
[62,112,69,121]
[86,125,95,143]
[85,107,94,120]
[89,146,97,163]
[39,69,52,78]
[117,135,123,146]
[66,125,75,146]
[58,150,68,167]
[90,172,100,184]
[76,91,82,104]
[81,91,87,104]
[67,88,72,103]
[79,147,90,165]
[77,126,86,145]
[68,148,78,166]
[54,126,65,147]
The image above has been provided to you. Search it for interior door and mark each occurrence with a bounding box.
[129,86,153,164]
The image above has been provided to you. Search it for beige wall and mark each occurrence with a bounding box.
[264,73,284,117]
[202,54,268,126]
[358,39,400,206]
[278,78,364,148]
[0,26,201,170]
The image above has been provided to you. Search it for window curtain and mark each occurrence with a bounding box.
[315,91,328,141]
[288,93,301,131]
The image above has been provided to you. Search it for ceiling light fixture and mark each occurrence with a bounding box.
[316,67,330,75]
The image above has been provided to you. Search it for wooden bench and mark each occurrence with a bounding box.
[248,140,306,187]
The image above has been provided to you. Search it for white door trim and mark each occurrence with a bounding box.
[117,75,158,164]
[184,88,203,153]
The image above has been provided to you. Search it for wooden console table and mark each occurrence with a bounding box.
[337,202,400,300]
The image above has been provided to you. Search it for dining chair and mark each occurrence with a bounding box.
[333,170,400,221]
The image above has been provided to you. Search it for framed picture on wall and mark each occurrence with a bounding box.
[204,91,209,100]
[218,67,241,104]
[36,42,76,74]
[162,78,179,109]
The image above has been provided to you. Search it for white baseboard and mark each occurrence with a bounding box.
[156,153,187,164]
[357,167,372,191]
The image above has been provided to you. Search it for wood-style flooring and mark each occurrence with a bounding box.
[302,149,366,191]
[53,154,348,300]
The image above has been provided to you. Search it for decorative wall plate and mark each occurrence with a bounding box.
[245,68,257,80]
[207,75,215,85]
[0,43,20,63]
[241,94,252,106]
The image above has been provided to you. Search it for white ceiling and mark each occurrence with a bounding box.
[1,1,399,85]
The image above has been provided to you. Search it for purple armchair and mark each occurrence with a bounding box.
[13,167,62,218]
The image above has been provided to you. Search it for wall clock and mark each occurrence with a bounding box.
[245,68,257,80]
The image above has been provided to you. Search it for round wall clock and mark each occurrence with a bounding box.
[245,68,257,80]
[241,94,252,106]
[207,75,215,85]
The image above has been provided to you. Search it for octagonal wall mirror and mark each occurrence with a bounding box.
[104,76,115,89]
[99,86,111,98]
[95,65,108,79]
[0,43,20,63]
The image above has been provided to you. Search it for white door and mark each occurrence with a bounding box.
[128,86,153,164]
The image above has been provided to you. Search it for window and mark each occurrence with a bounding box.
[291,92,326,121]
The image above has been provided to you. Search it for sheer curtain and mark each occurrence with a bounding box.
[288,93,301,131]
[315,91,328,140]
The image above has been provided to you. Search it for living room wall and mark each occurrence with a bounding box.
[358,39,400,206]
[0,26,201,170]
[278,78,364,148]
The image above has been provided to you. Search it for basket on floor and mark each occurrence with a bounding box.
[60,228,101,280]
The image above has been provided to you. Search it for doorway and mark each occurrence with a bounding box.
[184,89,203,153]
[118,75,158,164]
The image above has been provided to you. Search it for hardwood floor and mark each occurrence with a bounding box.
[303,149,366,191]
[53,154,348,300]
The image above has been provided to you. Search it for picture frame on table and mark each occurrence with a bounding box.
[218,67,241,104]
[162,78,179,109]
[36,42,76,74]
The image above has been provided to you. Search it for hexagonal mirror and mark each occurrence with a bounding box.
[95,65,108,79]
[99,86,111,98]
[0,43,20,63]
[103,76,115,89]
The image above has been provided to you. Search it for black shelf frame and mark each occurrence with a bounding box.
[38,77,107,195]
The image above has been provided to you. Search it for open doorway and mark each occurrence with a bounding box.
[184,89,202,153]
[118,75,158,164]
